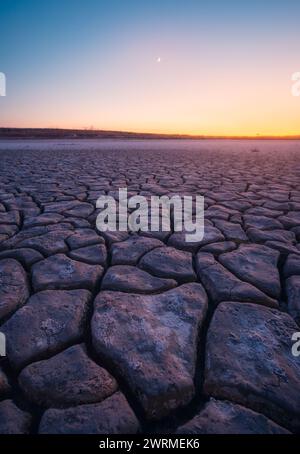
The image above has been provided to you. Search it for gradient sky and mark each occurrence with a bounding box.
[0,0,300,135]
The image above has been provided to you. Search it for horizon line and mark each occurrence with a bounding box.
[1,127,300,140]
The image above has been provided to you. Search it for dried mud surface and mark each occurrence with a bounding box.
[0,143,299,434]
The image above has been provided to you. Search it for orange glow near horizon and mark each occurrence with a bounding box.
[2,50,300,137]
[1,3,300,137]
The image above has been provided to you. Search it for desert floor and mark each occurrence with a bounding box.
[0,139,299,434]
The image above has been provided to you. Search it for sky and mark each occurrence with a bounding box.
[0,0,300,136]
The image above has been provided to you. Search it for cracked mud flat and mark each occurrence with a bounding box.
[0,139,299,434]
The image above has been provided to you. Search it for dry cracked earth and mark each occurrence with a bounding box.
[0,143,300,434]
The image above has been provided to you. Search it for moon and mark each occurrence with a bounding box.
[157,57,161,63]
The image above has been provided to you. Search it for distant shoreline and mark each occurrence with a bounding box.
[1,128,300,140]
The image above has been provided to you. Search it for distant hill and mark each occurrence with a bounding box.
[0,128,300,140]
[0,128,195,140]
